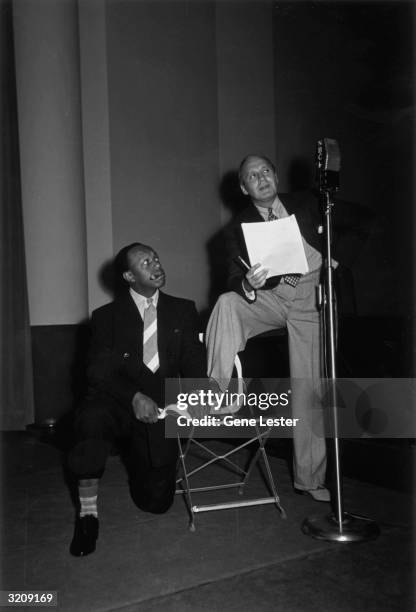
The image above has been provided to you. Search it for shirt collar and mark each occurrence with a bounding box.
[254,195,287,219]
[129,288,159,309]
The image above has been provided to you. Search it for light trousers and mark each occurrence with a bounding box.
[206,269,326,490]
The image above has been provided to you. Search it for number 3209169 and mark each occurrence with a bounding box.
[0,591,57,606]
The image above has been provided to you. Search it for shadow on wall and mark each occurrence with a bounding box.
[44,258,116,450]
[98,257,117,299]
[49,260,116,456]
[203,170,247,323]
[287,157,314,192]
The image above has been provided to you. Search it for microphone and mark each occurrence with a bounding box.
[316,138,341,192]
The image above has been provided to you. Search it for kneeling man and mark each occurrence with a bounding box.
[68,242,206,556]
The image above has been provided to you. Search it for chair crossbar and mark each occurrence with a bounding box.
[176,482,243,494]
[192,497,282,513]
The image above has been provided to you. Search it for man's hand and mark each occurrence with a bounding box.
[132,391,160,423]
[243,263,268,291]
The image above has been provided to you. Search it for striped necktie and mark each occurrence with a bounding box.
[143,297,159,373]
[268,207,300,288]
[268,207,278,222]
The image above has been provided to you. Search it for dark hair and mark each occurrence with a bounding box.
[238,154,276,184]
[114,242,151,280]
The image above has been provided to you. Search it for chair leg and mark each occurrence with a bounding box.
[176,433,196,531]
[239,446,262,495]
[239,425,286,518]
[258,440,287,519]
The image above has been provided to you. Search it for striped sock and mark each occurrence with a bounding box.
[78,478,99,518]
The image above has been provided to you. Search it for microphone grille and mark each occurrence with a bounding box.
[322,138,341,172]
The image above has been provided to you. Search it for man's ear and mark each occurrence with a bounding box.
[240,182,248,196]
[123,271,133,284]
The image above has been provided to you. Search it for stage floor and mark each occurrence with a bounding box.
[1,432,414,612]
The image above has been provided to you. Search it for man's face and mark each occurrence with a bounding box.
[240,156,278,207]
[124,246,166,296]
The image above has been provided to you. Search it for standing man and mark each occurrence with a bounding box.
[68,242,206,555]
[206,154,331,502]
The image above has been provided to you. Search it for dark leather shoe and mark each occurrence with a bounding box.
[70,515,99,556]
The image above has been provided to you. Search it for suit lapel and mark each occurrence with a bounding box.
[155,292,171,376]
[243,205,265,223]
[279,193,293,215]
[115,292,144,363]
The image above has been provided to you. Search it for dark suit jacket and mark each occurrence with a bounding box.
[226,190,373,301]
[86,290,207,465]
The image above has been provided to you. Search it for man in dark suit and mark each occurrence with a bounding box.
[68,242,206,556]
[206,154,369,503]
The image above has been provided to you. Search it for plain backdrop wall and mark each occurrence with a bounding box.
[79,0,114,313]
[215,0,276,226]
[106,0,220,311]
[105,0,277,312]
[273,2,414,316]
[13,0,88,325]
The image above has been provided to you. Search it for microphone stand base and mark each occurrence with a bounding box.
[301,511,380,543]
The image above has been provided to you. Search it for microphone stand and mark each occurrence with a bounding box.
[301,187,380,542]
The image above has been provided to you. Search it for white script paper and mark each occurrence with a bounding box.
[241,215,309,278]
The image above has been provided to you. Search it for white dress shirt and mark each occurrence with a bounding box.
[129,288,159,320]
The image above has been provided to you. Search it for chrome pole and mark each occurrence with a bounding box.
[301,169,379,542]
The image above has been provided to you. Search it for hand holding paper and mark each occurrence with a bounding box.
[241,215,309,278]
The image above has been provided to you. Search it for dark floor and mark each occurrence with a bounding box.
[0,432,414,612]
